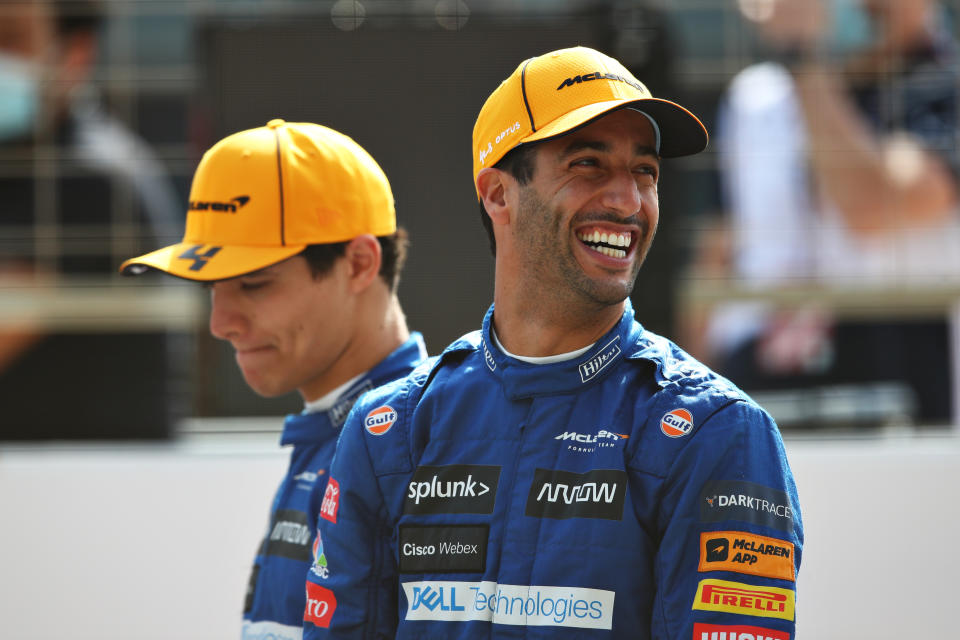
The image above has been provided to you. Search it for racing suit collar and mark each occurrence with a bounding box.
[480,301,649,400]
[281,332,428,445]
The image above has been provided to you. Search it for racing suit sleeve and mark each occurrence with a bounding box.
[303,409,398,639]
[645,400,802,640]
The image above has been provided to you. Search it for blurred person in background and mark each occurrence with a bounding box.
[122,118,427,639]
[697,0,960,424]
[0,0,181,439]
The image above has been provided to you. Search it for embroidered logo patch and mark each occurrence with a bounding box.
[578,337,622,383]
[364,405,397,435]
[660,408,693,437]
[320,477,340,524]
[699,531,796,582]
[482,340,497,372]
[693,623,790,640]
[311,529,329,579]
[304,582,337,627]
[692,579,795,621]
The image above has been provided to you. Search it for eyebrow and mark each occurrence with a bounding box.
[559,140,660,160]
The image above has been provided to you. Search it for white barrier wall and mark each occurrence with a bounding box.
[1,430,956,638]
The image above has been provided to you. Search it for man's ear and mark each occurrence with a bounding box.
[477,167,511,226]
[343,234,382,293]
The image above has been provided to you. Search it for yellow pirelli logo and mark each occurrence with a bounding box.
[692,579,795,621]
[699,531,796,582]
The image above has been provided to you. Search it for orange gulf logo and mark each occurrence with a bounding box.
[661,408,693,438]
[692,579,795,621]
[364,405,397,436]
[699,531,796,582]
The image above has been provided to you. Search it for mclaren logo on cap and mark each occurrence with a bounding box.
[556,72,647,94]
[189,195,250,213]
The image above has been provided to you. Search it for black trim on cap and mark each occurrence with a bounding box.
[526,100,708,159]
[272,128,286,245]
[520,59,536,133]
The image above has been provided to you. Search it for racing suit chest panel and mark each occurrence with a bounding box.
[247,436,334,629]
[393,353,661,636]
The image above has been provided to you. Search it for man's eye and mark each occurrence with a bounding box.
[636,165,658,178]
[571,157,598,167]
[240,280,269,291]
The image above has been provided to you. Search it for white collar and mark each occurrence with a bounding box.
[491,326,594,365]
[302,372,366,414]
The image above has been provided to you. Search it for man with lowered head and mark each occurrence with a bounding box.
[122,119,427,639]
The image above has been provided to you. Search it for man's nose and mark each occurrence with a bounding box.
[208,286,245,341]
[598,169,644,217]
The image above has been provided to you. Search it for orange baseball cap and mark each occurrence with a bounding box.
[472,46,708,197]
[121,119,395,281]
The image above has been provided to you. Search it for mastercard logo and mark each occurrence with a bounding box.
[364,405,398,436]
[661,408,693,438]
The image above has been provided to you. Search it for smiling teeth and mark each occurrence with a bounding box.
[577,230,632,257]
[596,246,627,258]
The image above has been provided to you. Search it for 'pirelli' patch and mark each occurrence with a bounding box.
[692,579,795,621]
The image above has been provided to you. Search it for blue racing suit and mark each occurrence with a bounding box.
[242,333,427,640]
[303,305,802,639]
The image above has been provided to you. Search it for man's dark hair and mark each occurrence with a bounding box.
[478,142,538,256]
[300,228,410,292]
[52,0,104,37]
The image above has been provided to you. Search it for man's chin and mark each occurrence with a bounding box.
[577,271,638,307]
[241,373,294,399]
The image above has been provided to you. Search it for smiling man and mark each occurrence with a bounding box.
[121,119,427,639]
[304,48,802,639]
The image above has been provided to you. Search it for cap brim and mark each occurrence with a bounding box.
[120,242,307,281]
[522,97,708,158]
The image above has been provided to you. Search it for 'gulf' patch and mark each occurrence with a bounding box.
[661,408,693,437]
[364,405,397,435]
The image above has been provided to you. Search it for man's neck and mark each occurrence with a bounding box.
[491,288,624,357]
[300,295,410,403]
